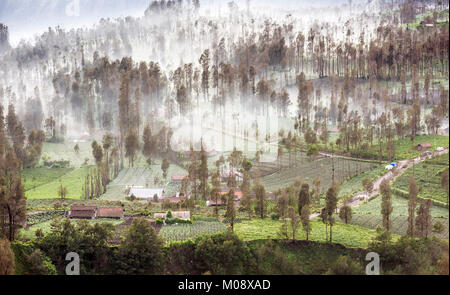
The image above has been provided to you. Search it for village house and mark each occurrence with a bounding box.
[164,193,188,204]
[68,206,124,220]
[68,206,98,219]
[97,207,124,219]
[219,190,243,199]
[206,199,227,207]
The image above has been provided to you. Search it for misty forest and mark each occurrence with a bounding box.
[0,0,449,276]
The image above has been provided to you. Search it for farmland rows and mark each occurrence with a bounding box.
[260,157,374,192]
[159,221,227,243]
[392,153,449,204]
[338,214,449,239]
[251,152,326,178]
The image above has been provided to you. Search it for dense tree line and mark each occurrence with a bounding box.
[1,216,447,275]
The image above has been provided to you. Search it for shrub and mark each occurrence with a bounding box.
[43,160,71,168]
[433,221,445,234]
[325,255,364,275]
[271,213,280,220]
[46,136,65,143]
[165,218,193,225]
[10,241,57,275]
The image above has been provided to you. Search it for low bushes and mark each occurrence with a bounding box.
[165,218,193,225]
[10,241,57,275]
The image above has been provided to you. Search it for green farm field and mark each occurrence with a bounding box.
[337,214,449,239]
[354,194,449,218]
[25,166,94,200]
[337,165,386,198]
[233,218,399,248]
[328,135,449,161]
[392,153,449,205]
[159,221,227,243]
[21,167,74,191]
[259,157,376,193]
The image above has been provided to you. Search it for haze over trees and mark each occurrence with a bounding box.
[0,0,448,277]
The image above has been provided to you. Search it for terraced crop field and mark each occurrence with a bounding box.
[251,152,326,178]
[337,214,449,239]
[392,153,449,205]
[259,157,375,193]
[354,194,449,218]
[330,135,449,161]
[338,165,385,197]
[159,221,227,243]
[234,218,399,248]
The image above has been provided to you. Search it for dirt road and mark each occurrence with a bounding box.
[310,148,449,219]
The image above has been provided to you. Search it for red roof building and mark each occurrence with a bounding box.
[97,207,124,219]
[68,206,124,219]
[171,174,188,181]
[68,206,98,219]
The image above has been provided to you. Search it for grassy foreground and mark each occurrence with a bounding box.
[233,218,399,248]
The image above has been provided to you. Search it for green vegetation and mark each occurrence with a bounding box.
[338,165,385,197]
[233,218,398,248]
[25,166,94,199]
[26,211,65,226]
[392,153,449,205]
[21,167,74,191]
[19,218,124,240]
[260,157,375,193]
[41,141,94,168]
[330,135,448,161]
[354,194,449,218]
[246,239,365,275]
[159,220,227,243]
[337,214,448,239]
[10,241,57,275]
